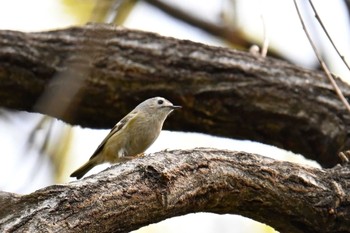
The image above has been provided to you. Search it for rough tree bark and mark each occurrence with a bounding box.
[1,149,350,233]
[1,24,350,232]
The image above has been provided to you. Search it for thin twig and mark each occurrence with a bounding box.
[293,0,350,113]
[308,0,350,71]
[260,15,269,57]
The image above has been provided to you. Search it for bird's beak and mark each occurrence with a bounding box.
[169,105,182,110]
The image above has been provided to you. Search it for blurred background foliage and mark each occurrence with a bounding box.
[62,0,95,23]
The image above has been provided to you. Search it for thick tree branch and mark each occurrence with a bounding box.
[0,148,349,233]
[1,23,350,167]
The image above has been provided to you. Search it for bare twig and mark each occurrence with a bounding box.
[338,151,350,164]
[308,0,350,72]
[293,0,350,114]
[260,15,269,57]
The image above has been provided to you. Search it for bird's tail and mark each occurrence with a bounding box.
[70,159,97,179]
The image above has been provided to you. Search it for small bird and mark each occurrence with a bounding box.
[70,97,181,179]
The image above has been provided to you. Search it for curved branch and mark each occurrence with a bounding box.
[0,149,349,233]
[0,23,350,167]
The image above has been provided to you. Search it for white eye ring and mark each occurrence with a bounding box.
[157,99,164,105]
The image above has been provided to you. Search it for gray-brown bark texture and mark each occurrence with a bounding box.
[1,149,350,233]
[1,24,350,232]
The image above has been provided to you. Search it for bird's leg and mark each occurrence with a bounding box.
[122,153,145,161]
[135,152,145,158]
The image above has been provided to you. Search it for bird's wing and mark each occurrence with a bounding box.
[89,110,139,160]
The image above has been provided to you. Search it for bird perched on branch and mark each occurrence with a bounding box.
[70,97,181,179]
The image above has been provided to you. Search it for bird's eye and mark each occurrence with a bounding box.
[157,99,164,105]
